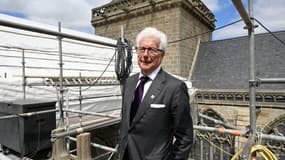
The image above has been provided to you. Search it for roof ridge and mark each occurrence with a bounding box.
[201,30,285,45]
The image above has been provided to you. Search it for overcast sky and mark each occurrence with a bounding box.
[0,0,284,40]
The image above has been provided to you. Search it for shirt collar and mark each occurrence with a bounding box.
[139,66,161,81]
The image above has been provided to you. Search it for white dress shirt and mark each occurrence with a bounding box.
[137,66,161,101]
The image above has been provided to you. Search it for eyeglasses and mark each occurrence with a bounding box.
[135,47,164,55]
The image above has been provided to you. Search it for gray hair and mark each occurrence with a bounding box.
[136,27,167,51]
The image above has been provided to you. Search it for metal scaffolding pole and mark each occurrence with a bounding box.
[258,78,285,84]
[21,49,26,99]
[68,136,117,153]
[51,117,120,138]
[199,113,239,130]
[0,18,117,47]
[193,125,285,143]
[245,0,257,158]
[231,0,253,29]
[194,125,246,137]
[58,22,65,126]
[260,133,285,142]
[79,72,83,127]
[0,109,57,120]
[231,0,256,158]
[63,109,118,118]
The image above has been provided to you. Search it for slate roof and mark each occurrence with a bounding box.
[191,31,285,90]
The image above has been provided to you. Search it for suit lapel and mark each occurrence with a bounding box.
[130,70,166,129]
[125,74,139,128]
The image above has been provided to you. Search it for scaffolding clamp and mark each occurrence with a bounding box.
[249,80,259,87]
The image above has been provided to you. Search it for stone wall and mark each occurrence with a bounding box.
[196,89,285,151]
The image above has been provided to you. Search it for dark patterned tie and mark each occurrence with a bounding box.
[130,76,149,123]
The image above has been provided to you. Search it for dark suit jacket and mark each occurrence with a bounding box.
[119,69,193,160]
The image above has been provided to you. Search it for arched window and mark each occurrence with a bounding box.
[211,94,217,100]
[262,115,285,159]
[218,94,225,100]
[235,94,243,101]
[196,93,203,99]
[226,94,234,101]
[264,95,274,102]
[256,95,263,102]
[192,109,235,160]
[204,94,210,99]
[276,95,285,103]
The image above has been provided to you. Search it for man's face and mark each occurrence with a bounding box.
[137,36,164,75]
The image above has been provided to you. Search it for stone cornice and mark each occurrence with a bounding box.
[195,89,285,107]
[91,0,215,29]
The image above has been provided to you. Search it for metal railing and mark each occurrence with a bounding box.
[0,16,121,160]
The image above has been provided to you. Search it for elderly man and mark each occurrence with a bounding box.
[119,27,193,160]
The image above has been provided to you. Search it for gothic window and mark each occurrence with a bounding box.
[262,115,285,159]
[192,109,235,160]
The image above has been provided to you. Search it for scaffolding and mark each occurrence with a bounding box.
[0,16,130,160]
[1,1,285,159]
[229,0,285,159]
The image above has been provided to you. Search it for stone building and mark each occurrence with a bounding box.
[91,0,215,78]
[191,31,285,159]
[91,0,285,159]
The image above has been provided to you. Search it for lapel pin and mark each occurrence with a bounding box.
[151,95,155,99]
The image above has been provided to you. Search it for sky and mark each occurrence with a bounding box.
[0,0,285,40]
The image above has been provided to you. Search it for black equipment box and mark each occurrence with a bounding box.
[0,99,56,156]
